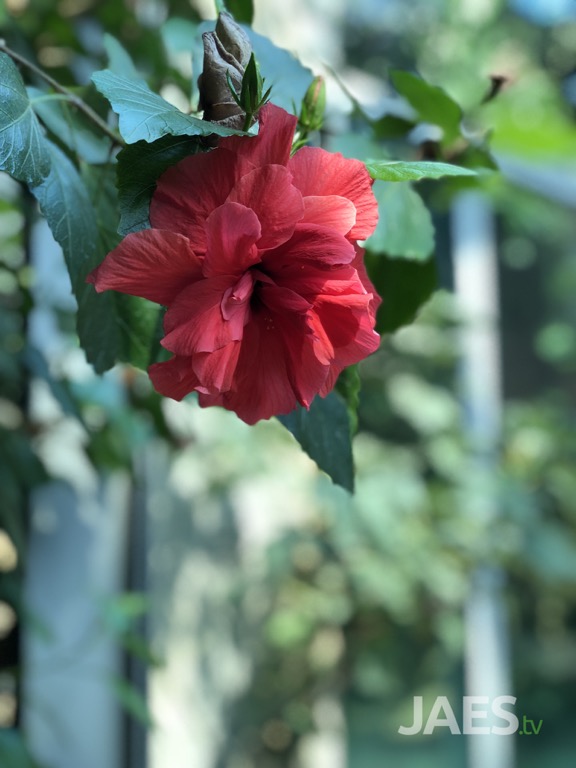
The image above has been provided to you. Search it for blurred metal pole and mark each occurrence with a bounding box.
[452,192,515,768]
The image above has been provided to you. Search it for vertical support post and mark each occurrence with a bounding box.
[452,192,515,768]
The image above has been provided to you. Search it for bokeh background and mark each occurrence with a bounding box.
[1,0,576,766]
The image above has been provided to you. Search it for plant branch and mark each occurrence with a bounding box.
[0,40,125,147]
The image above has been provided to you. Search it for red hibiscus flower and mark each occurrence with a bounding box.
[87,104,381,425]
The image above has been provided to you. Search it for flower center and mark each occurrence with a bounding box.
[221,270,255,322]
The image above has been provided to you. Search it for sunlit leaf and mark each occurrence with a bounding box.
[366,160,477,183]
[365,181,435,261]
[92,70,247,143]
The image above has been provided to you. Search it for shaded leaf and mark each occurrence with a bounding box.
[366,160,477,183]
[0,53,51,184]
[29,143,115,371]
[92,69,247,143]
[28,86,112,164]
[391,70,462,145]
[335,365,361,433]
[366,181,435,261]
[226,0,254,23]
[117,134,203,235]
[365,251,438,333]
[278,392,354,492]
[82,163,163,370]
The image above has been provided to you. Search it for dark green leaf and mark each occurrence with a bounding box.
[0,53,51,184]
[28,87,112,164]
[116,134,203,235]
[82,163,163,370]
[226,0,254,23]
[366,181,435,261]
[365,251,437,333]
[372,113,415,140]
[278,392,354,492]
[335,365,361,433]
[92,70,247,143]
[31,143,120,371]
[366,160,477,183]
[391,70,462,145]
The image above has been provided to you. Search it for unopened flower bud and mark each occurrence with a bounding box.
[300,76,326,133]
[198,12,252,130]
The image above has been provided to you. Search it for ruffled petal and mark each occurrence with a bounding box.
[162,274,250,354]
[262,224,355,275]
[203,202,262,277]
[227,165,304,250]
[289,146,379,240]
[86,229,202,305]
[150,147,255,253]
[148,355,200,401]
[219,103,297,168]
[192,341,241,394]
[301,195,356,236]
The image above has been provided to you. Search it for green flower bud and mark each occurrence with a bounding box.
[299,76,326,133]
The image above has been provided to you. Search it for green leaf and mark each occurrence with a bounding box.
[31,143,160,372]
[28,87,112,164]
[117,134,203,236]
[278,392,354,492]
[30,143,118,371]
[365,252,438,333]
[0,53,51,184]
[91,69,247,143]
[103,33,140,79]
[335,365,361,433]
[365,181,435,261]
[391,70,462,145]
[82,163,163,370]
[225,0,254,23]
[366,160,477,183]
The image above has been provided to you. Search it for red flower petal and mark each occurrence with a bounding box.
[162,274,253,354]
[86,229,202,305]
[192,341,241,394]
[148,355,200,401]
[301,195,357,236]
[262,224,355,275]
[227,165,304,250]
[203,202,262,277]
[150,147,255,253]
[289,146,379,240]
[219,103,297,168]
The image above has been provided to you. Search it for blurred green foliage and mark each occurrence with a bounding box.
[1,1,576,767]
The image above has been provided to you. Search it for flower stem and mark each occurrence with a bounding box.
[0,40,125,147]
